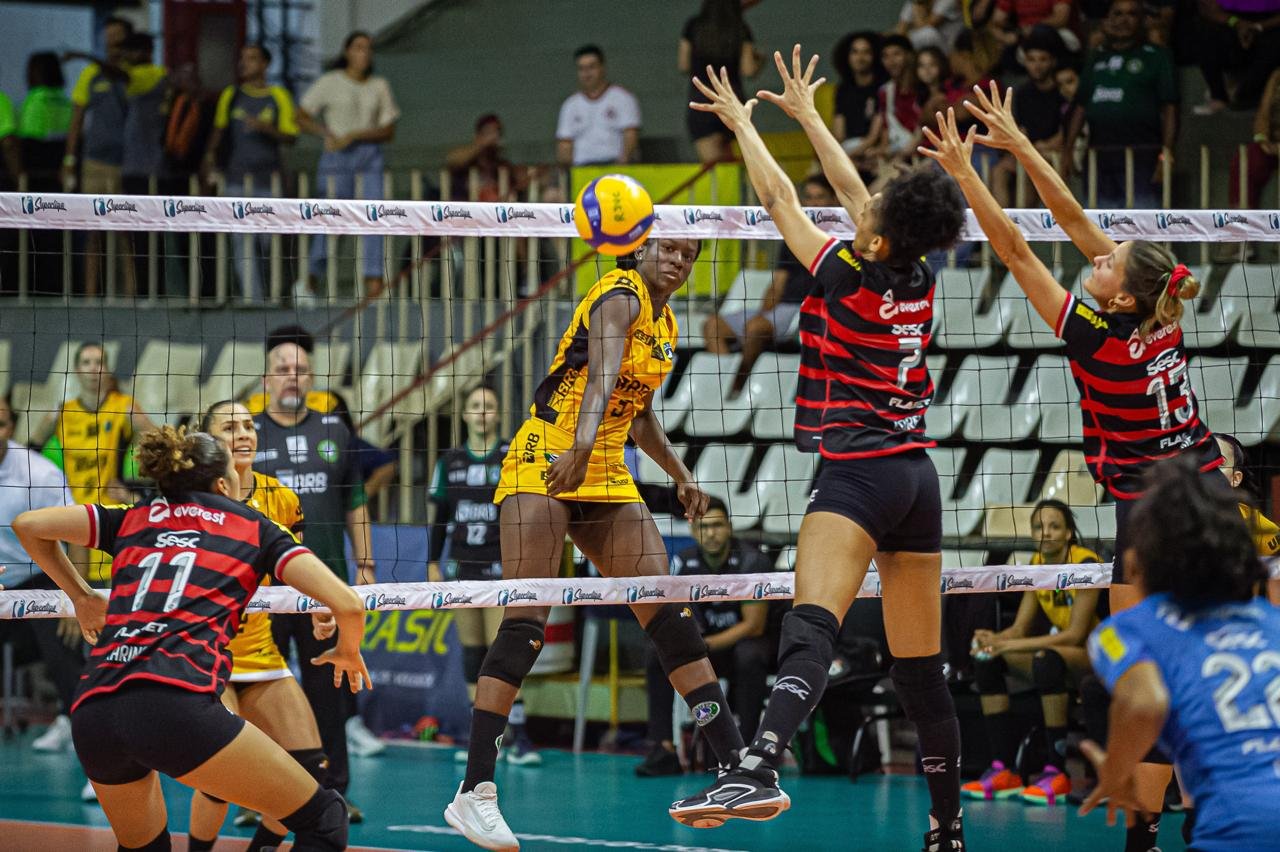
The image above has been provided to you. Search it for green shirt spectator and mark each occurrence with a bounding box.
[1078,42,1177,147]
[0,92,16,140]
[18,87,72,140]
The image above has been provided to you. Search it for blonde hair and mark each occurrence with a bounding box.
[1125,240,1201,336]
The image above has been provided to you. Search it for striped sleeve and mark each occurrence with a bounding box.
[270,86,299,136]
[213,86,235,128]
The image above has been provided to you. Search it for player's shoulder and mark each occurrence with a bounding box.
[589,269,646,304]
[1069,544,1103,564]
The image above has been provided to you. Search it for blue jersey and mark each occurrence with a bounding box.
[1088,594,1280,852]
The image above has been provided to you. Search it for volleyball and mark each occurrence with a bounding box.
[574,174,655,256]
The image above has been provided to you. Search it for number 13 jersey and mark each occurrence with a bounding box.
[1054,295,1219,498]
[795,238,936,459]
[72,493,309,711]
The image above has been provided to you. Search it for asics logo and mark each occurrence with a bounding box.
[773,676,811,701]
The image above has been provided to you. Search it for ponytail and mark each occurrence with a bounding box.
[136,425,230,497]
[1126,240,1200,336]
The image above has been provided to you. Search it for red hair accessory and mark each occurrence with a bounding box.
[1166,263,1191,297]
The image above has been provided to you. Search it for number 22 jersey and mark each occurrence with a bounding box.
[1089,594,1280,851]
[72,492,310,711]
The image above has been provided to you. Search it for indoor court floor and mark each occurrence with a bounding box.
[0,732,1186,851]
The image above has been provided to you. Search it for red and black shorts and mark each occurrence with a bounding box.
[806,449,942,553]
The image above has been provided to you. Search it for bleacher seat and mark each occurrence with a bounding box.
[690,443,754,517]
[1217,264,1280,348]
[1040,449,1103,505]
[940,549,990,568]
[1250,355,1280,445]
[951,448,1040,537]
[198,341,265,409]
[11,340,123,442]
[1072,505,1117,543]
[934,268,1006,350]
[650,367,690,432]
[0,340,10,397]
[747,353,800,440]
[311,341,352,390]
[636,442,689,486]
[996,268,1063,350]
[128,341,205,422]
[758,444,820,536]
[1021,356,1081,444]
[717,269,773,317]
[955,355,1034,442]
[1187,356,1251,439]
[924,354,965,439]
[676,353,753,438]
[356,342,429,438]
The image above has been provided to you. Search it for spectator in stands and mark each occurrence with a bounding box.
[0,393,86,760]
[680,0,760,163]
[0,82,18,185]
[831,31,886,167]
[296,31,401,302]
[851,35,921,178]
[916,47,952,134]
[252,338,377,821]
[635,497,772,777]
[989,0,1082,64]
[896,0,965,50]
[445,114,529,202]
[62,15,134,297]
[18,53,72,150]
[1229,68,1280,209]
[991,27,1068,205]
[555,45,641,167]
[119,33,168,196]
[962,500,1100,804]
[1193,0,1280,114]
[1063,0,1177,209]
[203,44,298,302]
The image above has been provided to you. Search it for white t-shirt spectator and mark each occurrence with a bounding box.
[555,85,641,165]
[898,0,964,51]
[0,441,73,585]
[300,70,401,139]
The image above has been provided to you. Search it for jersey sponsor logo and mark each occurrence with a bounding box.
[888,396,929,410]
[689,584,730,601]
[1095,625,1127,662]
[563,587,604,604]
[837,248,861,270]
[752,581,792,599]
[496,589,539,607]
[155,530,201,548]
[1074,302,1107,330]
[1158,432,1196,451]
[20,196,67,215]
[466,464,487,486]
[1145,349,1182,376]
[521,432,541,463]
[148,501,226,525]
[163,199,208,218]
[93,197,139,216]
[625,585,665,603]
[363,593,408,610]
[454,500,498,523]
[317,439,339,464]
[1091,84,1125,103]
[430,591,474,609]
[942,576,976,593]
[633,329,656,346]
[893,414,923,431]
[1205,627,1267,651]
[878,291,930,320]
[148,499,171,522]
[1056,571,1094,589]
[286,435,308,464]
[1242,736,1280,755]
[997,574,1036,591]
[104,645,144,663]
[891,322,926,336]
[115,620,167,639]
[278,471,329,494]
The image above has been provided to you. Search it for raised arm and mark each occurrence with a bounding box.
[692,65,830,268]
[919,108,1068,328]
[964,82,1117,259]
[757,45,871,221]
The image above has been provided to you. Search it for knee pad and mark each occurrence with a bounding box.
[890,654,955,726]
[289,748,330,787]
[199,791,227,806]
[643,603,709,676]
[477,619,545,688]
[1031,649,1069,695]
[281,787,347,852]
[972,655,1008,695]
[778,605,839,672]
[121,829,171,851]
[463,645,487,684]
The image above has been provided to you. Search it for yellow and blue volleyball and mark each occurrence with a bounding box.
[574,174,655,256]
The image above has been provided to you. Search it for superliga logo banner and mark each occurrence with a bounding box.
[0,192,1273,242]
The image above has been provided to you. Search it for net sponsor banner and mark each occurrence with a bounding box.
[3,192,1277,242]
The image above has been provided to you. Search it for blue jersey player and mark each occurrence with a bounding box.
[1082,457,1280,852]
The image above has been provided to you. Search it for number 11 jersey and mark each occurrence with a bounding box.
[72,493,309,711]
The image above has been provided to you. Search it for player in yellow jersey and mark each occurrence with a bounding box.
[965,500,1101,806]
[185,400,329,852]
[445,236,754,850]
[33,342,156,583]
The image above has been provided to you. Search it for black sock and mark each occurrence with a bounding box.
[462,708,508,792]
[1182,806,1196,846]
[917,715,963,824]
[743,605,838,771]
[1125,812,1160,852]
[247,824,288,851]
[186,839,215,852]
[982,710,1020,769]
[1044,724,1068,770]
[683,680,745,767]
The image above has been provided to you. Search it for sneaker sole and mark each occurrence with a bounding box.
[506,754,542,766]
[670,793,791,828]
[444,803,520,852]
[1020,792,1065,806]
[962,786,1024,800]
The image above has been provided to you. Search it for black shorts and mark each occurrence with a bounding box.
[806,450,942,553]
[1111,469,1229,585]
[446,558,502,583]
[72,682,245,785]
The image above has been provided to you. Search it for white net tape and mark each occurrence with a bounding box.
[3,192,1278,242]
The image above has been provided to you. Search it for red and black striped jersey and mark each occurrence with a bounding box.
[72,492,310,710]
[794,238,937,459]
[1055,294,1221,499]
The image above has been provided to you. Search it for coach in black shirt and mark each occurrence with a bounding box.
[635,497,773,776]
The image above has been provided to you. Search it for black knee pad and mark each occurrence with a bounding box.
[199,790,227,806]
[972,654,1008,695]
[644,603,710,676]
[890,654,955,726]
[463,644,487,684]
[281,787,348,852]
[477,619,545,688]
[121,829,171,851]
[289,748,331,787]
[778,605,840,671]
[1031,649,1069,695]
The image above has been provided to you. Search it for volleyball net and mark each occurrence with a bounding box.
[1,186,1280,619]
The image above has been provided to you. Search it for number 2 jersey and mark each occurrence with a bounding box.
[795,239,936,459]
[72,492,310,711]
[429,442,508,580]
[1055,295,1219,498]
[1089,594,1280,851]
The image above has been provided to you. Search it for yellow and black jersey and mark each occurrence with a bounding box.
[228,470,304,681]
[496,270,677,504]
[1240,503,1280,557]
[243,389,344,417]
[46,391,135,505]
[1032,544,1102,633]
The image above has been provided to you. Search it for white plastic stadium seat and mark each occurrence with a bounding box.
[310,341,351,390]
[930,446,965,539]
[1251,356,1280,444]
[1040,450,1103,506]
[1186,356,1251,440]
[956,355,1034,442]
[1020,356,1081,444]
[933,268,1005,350]
[636,443,688,487]
[952,449,1039,537]
[691,443,758,527]
[997,268,1064,350]
[940,549,989,569]
[649,366,690,433]
[747,353,800,440]
[198,341,265,410]
[1218,264,1280,348]
[758,444,821,537]
[356,342,427,439]
[676,353,752,438]
[129,341,205,423]
[718,268,774,317]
